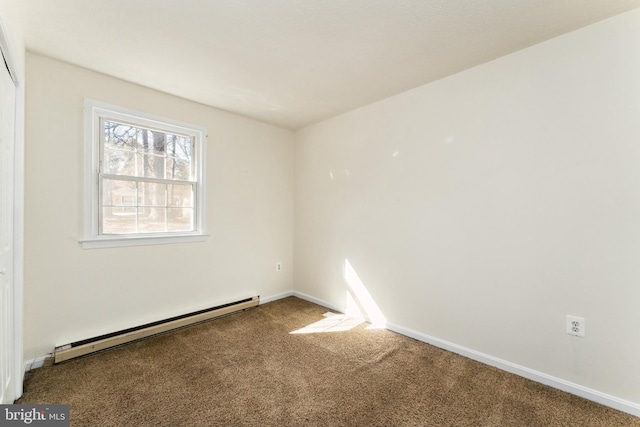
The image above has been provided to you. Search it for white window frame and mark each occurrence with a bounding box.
[82,99,207,249]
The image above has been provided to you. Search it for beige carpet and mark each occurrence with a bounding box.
[17,297,639,426]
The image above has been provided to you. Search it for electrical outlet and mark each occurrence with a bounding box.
[276,262,282,272]
[566,315,586,337]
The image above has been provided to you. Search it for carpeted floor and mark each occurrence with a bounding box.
[17,297,639,426]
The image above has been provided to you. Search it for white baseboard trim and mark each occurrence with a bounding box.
[260,290,346,313]
[291,291,346,313]
[260,290,295,304]
[284,290,640,417]
[24,354,53,372]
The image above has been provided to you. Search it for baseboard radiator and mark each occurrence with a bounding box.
[54,296,260,363]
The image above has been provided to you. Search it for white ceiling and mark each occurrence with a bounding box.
[18,0,640,130]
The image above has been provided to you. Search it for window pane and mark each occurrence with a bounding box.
[102,207,137,234]
[104,121,137,151]
[136,153,166,178]
[166,135,192,159]
[137,129,167,154]
[138,207,167,232]
[102,121,193,180]
[104,149,135,175]
[166,158,191,180]
[168,184,193,207]
[138,182,166,207]
[167,208,194,231]
[102,179,136,206]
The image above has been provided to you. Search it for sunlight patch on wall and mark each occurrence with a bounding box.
[345,291,363,319]
[344,259,387,328]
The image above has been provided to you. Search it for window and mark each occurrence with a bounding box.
[83,100,207,248]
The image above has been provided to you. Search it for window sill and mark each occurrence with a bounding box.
[81,233,208,249]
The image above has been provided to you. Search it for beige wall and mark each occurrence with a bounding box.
[294,9,640,404]
[24,53,294,359]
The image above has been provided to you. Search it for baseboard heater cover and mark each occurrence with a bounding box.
[54,296,260,363]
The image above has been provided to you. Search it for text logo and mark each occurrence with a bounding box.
[0,405,69,426]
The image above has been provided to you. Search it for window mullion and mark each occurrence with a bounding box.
[100,173,195,186]
[164,183,168,232]
[98,175,103,235]
[135,180,140,234]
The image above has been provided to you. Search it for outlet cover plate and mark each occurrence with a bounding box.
[566,315,586,337]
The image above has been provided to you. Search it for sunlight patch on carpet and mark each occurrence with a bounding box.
[290,312,364,334]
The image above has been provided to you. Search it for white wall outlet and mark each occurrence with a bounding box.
[566,315,586,337]
[276,262,282,272]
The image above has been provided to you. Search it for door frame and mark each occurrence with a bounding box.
[0,13,24,401]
